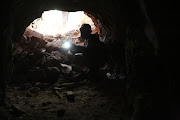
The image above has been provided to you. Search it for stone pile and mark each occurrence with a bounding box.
[11,28,82,84]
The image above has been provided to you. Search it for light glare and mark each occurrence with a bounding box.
[63,42,71,49]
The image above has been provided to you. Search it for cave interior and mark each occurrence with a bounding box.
[1,0,176,120]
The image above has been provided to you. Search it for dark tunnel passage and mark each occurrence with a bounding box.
[1,0,177,120]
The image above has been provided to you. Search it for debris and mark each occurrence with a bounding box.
[54,87,64,91]
[13,47,23,55]
[45,67,60,73]
[65,91,75,102]
[57,109,65,117]
[45,40,60,52]
[24,27,43,39]
[73,30,79,35]
[61,64,72,74]
[106,73,111,79]
[53,82,61,87]
[43,35,54,42]
[55,90,62,98]
[28,36,40,49]
[24,84,32,90]
[34,82,42,87]
[37,39,47,48]
[106,72,125,80]
[57,77,66,82]
[51,51,63,60]
[60,82,75,87]
[28,87,40,93]
[45,56,62,68]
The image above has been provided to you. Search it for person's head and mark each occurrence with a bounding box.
[80,24,92,39]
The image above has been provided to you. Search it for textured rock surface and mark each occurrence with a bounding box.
[0,0,167,119]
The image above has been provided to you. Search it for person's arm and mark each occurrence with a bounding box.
[70,43,86,53]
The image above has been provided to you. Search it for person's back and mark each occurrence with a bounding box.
[72,24,106,72]
[84,34,105,69]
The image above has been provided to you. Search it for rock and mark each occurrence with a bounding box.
[60,82,75,87]
[34,82,42,87]
[37,40,47,48]
[45,40,60,52]
[46,67,60,73]
[53,82,61,87]
[43,35,54,42]
[65,91,75,102]
[51,51,63,60]
[40,48,46,52]
[57,109,65,117]
[13,47,23,56]
[106,73,111,79]
[20,35,29,45]
[73,31,79,35]
[45,56,62,68]
[61,64,72,74]
[54,87,64,91]
[24,28,43,39]
[28,87,40,93]
[24,84,32,90]
[28,36,40,49]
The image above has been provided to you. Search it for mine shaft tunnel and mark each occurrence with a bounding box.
[0,0,163,120]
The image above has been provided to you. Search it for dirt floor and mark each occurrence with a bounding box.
[4,77,122,120]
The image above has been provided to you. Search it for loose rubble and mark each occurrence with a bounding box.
[5,27,123,120]
[12,27,81,84]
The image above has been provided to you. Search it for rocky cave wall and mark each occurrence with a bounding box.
[0,0,160,119]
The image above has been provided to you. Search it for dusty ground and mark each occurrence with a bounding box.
[4,78,122,120]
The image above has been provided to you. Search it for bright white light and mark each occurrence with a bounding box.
[62,42,71,49]
[28,10,95,36]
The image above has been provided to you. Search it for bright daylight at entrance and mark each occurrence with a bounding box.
[28,10,96,36]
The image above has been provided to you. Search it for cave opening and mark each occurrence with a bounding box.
[21,10,98,49]
[0,0,158,120]
[7,8,124,120]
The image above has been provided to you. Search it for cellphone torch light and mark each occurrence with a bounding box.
[62,41,71,49]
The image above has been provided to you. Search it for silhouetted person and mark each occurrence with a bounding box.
[71,24,106,77]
